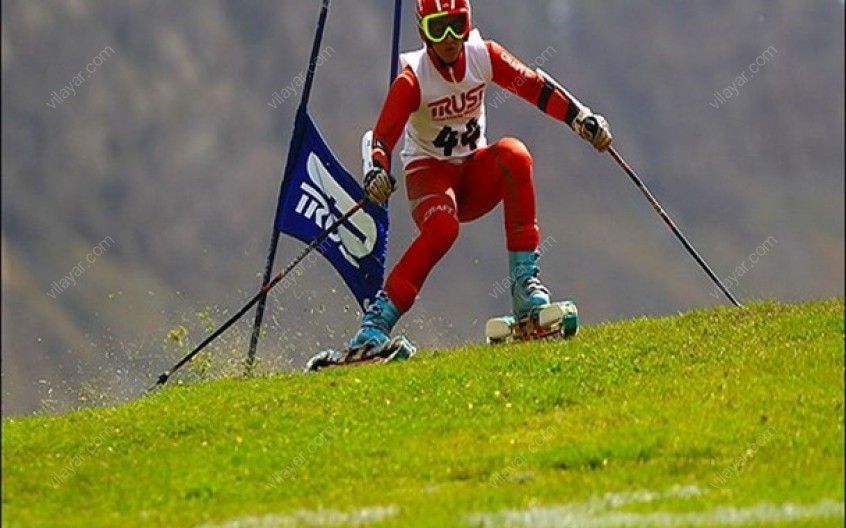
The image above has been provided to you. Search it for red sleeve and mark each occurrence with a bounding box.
[371,66,420,172]
[487,40,571,122]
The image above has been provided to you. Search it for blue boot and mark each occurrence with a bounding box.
[510,251,551,319]
[348,291,401,351]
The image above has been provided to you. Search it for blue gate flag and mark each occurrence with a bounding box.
[274,111,389,308]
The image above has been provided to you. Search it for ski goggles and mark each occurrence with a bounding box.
[419,11,470,43]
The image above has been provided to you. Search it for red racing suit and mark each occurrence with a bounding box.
[370,32,577,313]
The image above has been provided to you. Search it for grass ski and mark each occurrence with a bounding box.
[485,300,579,345]
[305,336,416,372]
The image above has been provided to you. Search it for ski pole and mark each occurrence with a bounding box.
[149,199,368,392]
[606,146,743,308]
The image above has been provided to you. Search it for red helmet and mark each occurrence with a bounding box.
[416,0,473,40]
[416,0,472,19]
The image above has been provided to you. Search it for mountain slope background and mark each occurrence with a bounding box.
[2,0,844,415]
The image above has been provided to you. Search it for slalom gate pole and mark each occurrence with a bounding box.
[151,198,367,392]
[390,0,402,83]
[606,147,743,308]
[246,0,334,373]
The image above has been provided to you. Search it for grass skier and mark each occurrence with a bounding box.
[347,0,613,358]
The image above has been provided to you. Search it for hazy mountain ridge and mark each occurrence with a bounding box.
[2,0,843,415]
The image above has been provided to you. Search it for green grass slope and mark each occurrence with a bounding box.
[3,299,844,528]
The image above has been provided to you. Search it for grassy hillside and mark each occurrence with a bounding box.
[2,299,843,527]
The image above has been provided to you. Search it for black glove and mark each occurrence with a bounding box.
[363,166,396,204]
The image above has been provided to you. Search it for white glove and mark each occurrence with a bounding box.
[573,110,613,152]
[363,167,396,204]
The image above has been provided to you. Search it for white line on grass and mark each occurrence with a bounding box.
[194,506,399,528]
[466,485,843,528]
